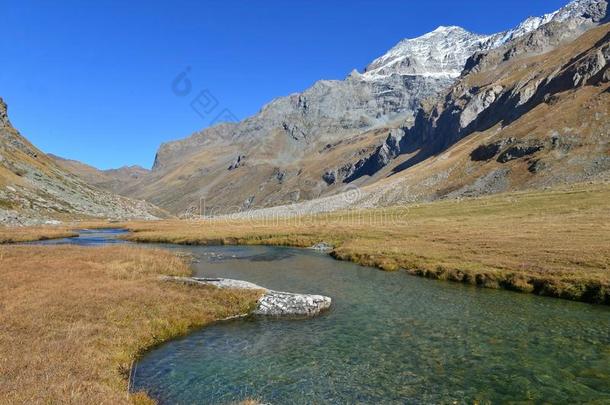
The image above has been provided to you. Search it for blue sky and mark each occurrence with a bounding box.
[1,0,568,169]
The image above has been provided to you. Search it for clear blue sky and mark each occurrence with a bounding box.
[1,0,568,169]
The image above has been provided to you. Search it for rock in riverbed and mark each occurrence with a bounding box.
[310,242,334,251]
[162,276,332,317]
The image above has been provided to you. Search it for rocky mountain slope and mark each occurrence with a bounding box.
[52,0,609,217]
[0,99,166,225]
[49,154,149,197]
[235,20,610,218]
[350,1,609,181]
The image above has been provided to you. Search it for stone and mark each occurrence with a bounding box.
[322,170,336,185]
[310,242,334,251]
[470,142,502,161]
[254,291,332,317]
[528,159,547,173]
[470,138,516,161]
[44,220,62,225]
[228,155,245,170]
[162,276,332,317]
[497,144,544,163]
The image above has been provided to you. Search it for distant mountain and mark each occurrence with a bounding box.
[39,0,609,217]
[0,99,166,226]
[363,0,608,80]
[49,154,149,197]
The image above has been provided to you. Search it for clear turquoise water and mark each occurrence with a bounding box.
[132,245,610,404]
[40,232,610,404]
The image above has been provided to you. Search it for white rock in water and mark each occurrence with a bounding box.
[310,242,334,251]
[162,276,332,317]
[253,291,331,317]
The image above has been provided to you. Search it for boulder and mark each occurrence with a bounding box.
[322,170,336,185]
[497,143,544,163]
[162,276,332,317]
[228,155,245,170]
[310,242,334,251]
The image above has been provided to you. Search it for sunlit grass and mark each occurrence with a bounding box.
[0,245,261,404]
[122,183,610,303]
[0,226,78,243]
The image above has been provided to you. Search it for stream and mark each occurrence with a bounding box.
[39,230,610,404]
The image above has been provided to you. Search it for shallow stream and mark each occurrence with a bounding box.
[42,230,610,404]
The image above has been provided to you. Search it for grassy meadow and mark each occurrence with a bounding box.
[0,225,78,243]
[121,183,610,304]
[1,182,608,304]
[0,245,261,404]
[0,182,608,404]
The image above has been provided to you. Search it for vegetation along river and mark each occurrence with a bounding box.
[40,229,610,404]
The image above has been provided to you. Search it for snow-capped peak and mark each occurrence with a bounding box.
[362,26,489,81]
[430,25,468,34]
[484,0,607,48]
[360,0,607,82]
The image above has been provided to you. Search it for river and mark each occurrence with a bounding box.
[38,229,610,404]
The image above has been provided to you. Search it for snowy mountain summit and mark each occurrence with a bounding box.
[363,26,489,80]
[483,0,608,48]
[361,0,607,81]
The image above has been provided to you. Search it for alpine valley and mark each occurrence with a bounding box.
[2,0,609,221]
[2,2,610,404]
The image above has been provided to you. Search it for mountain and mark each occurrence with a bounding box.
[224,24,610,217]
[0,98,166,226]
[47,0,609,217]
[49,154,149,197]
[349,0,609,182]
[232,12,610,218]
[362,26,490,80]
[363,0,608,79]
[138,25,482,214]
[120,20,513,215]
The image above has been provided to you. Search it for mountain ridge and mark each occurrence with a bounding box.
[49,153,150,197]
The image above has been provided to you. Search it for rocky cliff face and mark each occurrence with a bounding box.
[425,22,609,152]
[152,19,553,174]
[0,98,8,127]
[249,22,609,217]
[0,98,166,225]
[348,0,609,181]
[151,27,495,175]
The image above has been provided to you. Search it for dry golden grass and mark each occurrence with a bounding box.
[122,182,610,304]
[0,225,78,243]
[0,245,261,404]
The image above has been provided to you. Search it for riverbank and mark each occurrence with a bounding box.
[122,183,610,304]
[0,225,78,243]
[0,221,128,243]
[0,245,261,404]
